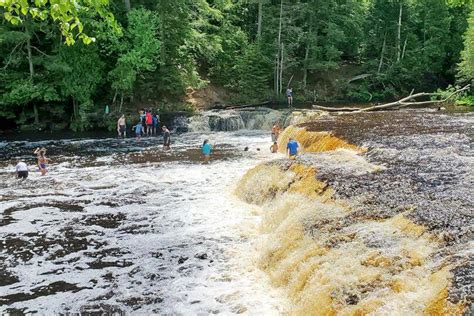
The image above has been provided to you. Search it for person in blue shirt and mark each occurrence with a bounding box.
[133,122,143,140]
[202,139,212,162]
[152,114,159,136]
[287,137,299,159]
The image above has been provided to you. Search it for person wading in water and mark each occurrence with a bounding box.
[202,139,212,163]
[34,148,48,175]
[271,123,280,142]
[286,137,299,159]
[117,115,126,138]
[162,126,171,150]
[15,161,29,179]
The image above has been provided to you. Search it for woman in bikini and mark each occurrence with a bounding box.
[34,147,48,175]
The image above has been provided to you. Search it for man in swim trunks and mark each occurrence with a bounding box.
[271,123,280,142]
[287,138,299,159]
[162,126,171,150]
[15,161,29,179]
[117,115,126,138]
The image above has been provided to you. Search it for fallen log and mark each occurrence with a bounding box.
[312,105,361,112]
[312,85,470,113]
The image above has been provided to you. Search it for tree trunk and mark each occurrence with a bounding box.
[257,1,263,39]
[378,32,387,73]
[119,94,124,113]
[313,85,470,112]
[72,97,78,119]
[124,0,131,11]
[275,0,283,96]
[25,21,39,125]
[401,36,408,60]
[303,25,312,88]
[396,2,403,62]
[279,43,284,94]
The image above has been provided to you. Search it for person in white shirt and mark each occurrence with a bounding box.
[15,161,28,179]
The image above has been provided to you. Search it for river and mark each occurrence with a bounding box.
[0,108,472,315]
[0,131,288,314]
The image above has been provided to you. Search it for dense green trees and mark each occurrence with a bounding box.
[0,0,472,131]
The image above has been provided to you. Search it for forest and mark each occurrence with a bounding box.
[1,0,473,131]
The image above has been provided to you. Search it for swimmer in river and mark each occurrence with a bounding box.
[202,139,212,163]
[162,126,171,150]
[270,142,279,153]
[287,137,299,159]
[15,161,29,179]
[34,147,48,175]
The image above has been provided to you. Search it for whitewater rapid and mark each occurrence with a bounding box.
[0,131,288,314]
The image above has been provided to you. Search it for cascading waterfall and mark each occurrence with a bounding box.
[236,110,473,315]
[183,108,328,132]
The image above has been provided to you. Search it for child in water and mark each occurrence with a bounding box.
[34,147,48,175]
[202,139,212,162]
[270,142,279,153]
[133,122,143,140]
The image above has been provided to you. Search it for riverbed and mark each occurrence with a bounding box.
[0,108,473,314]
[0,131,288,314]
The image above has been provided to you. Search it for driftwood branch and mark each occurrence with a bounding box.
[313,85,470,113]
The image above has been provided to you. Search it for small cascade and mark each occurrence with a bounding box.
[185,108,328,132]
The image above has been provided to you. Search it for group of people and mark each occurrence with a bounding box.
[116,111,172,149]
[270,122,299,159]
[14,147,48,179]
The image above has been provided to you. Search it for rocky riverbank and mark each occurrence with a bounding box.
[236,110,473,314]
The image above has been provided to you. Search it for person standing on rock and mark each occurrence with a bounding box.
[286,88,293,107]
[162,126,171,150]
[287,138,299,159]
[117,115,127,138]
[145,110,153,136]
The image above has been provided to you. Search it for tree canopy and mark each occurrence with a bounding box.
[0,0,472,131]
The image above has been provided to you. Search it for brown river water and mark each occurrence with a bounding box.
[0,108,472,315]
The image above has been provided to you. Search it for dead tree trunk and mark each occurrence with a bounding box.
[378,32,387,73]
[313,85,470,112]
[124,0,131,11]
[396,2,403,62]
[275,0,283,97]
[25,21,39,125]
[257,1,263,39]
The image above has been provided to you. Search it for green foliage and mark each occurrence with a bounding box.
[458,9,474,82]
[0,0,119,45]
[1,0,473,131]
[234,43,272,101]
[108,8,160,96]
[59,43,104,131]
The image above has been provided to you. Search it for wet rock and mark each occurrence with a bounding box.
[83,213,126,229]
[194,252,208,260]
[178,256,189,264]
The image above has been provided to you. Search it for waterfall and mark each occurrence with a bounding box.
[185,108,328,132]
